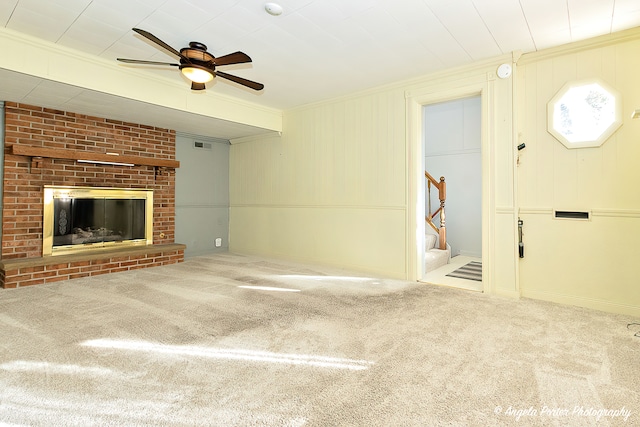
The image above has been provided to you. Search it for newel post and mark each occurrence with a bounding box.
[438,176,446,250]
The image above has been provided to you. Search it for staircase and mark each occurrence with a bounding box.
[425,171,450,272]
[425,171,447,249]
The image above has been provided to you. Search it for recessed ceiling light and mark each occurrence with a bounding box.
[265,2,283,16]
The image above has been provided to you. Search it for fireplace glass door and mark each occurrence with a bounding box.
[43,186,153,256]
[53,198,146,247]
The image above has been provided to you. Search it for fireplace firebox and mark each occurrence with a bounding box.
[43,186,153,256]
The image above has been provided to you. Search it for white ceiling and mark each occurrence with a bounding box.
[2,0,640,139]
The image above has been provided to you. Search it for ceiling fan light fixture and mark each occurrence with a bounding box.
[120,29,263,91]
[180,65,214,83]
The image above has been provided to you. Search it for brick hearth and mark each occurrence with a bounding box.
[1,102,185,288]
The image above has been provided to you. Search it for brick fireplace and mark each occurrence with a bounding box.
[0,102,185,288]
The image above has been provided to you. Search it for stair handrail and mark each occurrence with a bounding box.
[425,171,447,250]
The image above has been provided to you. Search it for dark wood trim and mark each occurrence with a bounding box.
[10,145,180,169]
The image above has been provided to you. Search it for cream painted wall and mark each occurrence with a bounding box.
[229,56,518,289]
[229,92,408,277]
[516,28,640,316]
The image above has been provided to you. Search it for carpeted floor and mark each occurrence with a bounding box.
[0,252,638,426]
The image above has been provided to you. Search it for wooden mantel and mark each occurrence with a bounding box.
[10,145,180,169]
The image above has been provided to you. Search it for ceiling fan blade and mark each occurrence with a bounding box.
[117,58,179,67]
[213,51,252,66]
[216,71,264,91]
[191,82,206,91]
[132,28,188,61]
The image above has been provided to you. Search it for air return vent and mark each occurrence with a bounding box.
[194,141,212,150]
[554,210,590,220]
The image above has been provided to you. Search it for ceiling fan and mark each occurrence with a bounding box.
[117,28,264,91]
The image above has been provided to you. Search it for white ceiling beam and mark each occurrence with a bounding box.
[0,26,282,133]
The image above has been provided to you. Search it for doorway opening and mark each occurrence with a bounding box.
[421,96,482,291]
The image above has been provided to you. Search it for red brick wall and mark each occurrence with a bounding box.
[1,249,184,289]
[2,102,177,259]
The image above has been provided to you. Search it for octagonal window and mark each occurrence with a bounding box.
[547,80,622,149]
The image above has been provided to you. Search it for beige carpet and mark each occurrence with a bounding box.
[0,252,638,426]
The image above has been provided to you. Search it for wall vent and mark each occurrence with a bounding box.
[554,210,590,220]
[194,141,212,150]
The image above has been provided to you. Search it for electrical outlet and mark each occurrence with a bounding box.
[215,238,222,247]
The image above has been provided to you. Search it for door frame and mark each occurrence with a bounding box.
[423,95,483,261]
[406,82,492,292]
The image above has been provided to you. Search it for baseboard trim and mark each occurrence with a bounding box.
[229,248,407,280]
[494,289,520,299]
[522,289,640,317]
[458,250,481,258]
